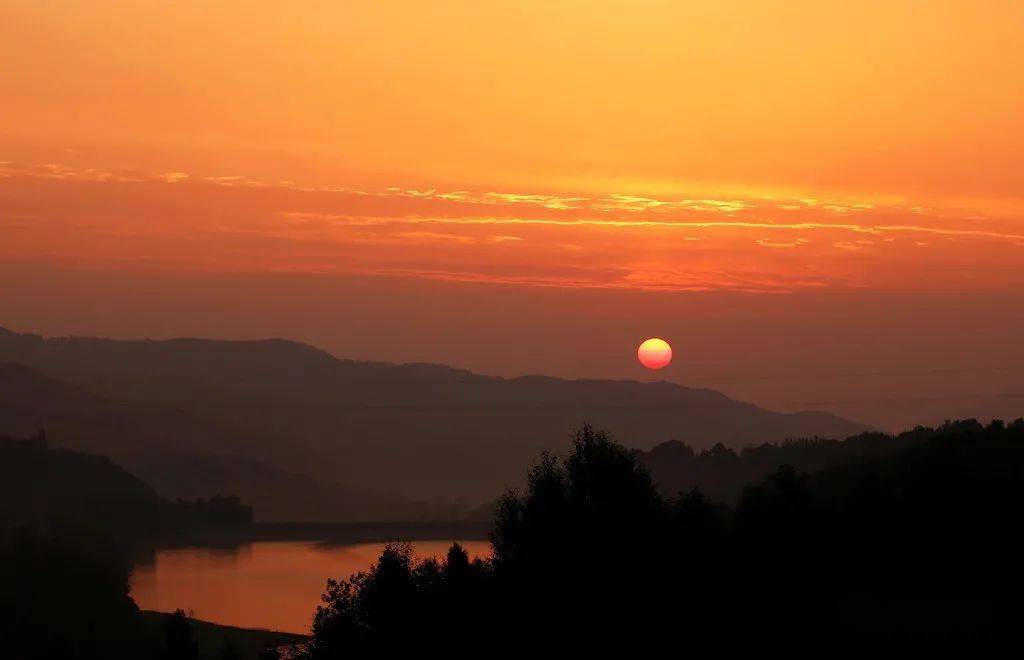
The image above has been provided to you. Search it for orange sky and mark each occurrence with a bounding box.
[2,1,1023,429]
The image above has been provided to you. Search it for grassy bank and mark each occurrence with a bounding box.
[142,611,308,659]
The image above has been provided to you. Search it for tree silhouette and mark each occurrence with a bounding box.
[304,419,1024,652]
[161,609,197,660]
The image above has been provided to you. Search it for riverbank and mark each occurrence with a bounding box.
[142,610,308,659]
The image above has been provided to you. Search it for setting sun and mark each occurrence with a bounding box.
[637,338,672,370]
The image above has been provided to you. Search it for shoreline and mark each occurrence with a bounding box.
[153,519,492,549]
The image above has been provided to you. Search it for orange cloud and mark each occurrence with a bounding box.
[3,168,1023,294]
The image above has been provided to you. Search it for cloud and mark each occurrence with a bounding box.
[394,231,476,244]
[369,265,830,293]
[591,194,748,214]
[397,189,588,210]
[5,160,1024,294]
[757,238,809,248]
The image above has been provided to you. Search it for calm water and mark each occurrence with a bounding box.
[131,539,492,634]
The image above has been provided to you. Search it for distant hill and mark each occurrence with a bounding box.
[0,431,254,537]
[0,326,868,507]
[0,363,453,521]
[0,431,161,536]
[639,427,938,504]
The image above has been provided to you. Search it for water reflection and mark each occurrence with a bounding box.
[130,540,491,634]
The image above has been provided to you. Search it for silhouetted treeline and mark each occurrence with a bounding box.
[640,423,953,503]
[305,419,1024,652]
[161,495,254,531]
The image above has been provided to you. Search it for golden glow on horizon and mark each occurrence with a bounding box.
[638,338,673,370]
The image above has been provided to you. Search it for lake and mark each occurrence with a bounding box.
[130,525,492,634]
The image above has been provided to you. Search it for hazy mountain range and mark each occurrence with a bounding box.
[0,326,867,520]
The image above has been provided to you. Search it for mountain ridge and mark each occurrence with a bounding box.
[0,326,869,511]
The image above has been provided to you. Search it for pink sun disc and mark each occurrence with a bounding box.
[638,338,672,370]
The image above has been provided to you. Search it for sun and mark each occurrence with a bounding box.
[637,338,672,370]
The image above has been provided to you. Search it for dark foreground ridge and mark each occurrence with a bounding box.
[3,418,1024,655]
[303,419,1024,652]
